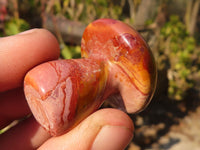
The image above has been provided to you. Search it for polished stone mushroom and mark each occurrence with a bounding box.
[24,19,157,136]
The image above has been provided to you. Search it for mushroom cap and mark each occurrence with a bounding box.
[81,19,157,113]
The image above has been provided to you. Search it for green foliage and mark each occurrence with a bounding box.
[0,32,3,37]
[4,18,30,36]
[0,129,3,134]
[53,0,123,24]
[158,15,200,100]
[145,19,154,26]
[61,44,81,59]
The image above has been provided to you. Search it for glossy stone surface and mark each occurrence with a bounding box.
[81,19,156,112]
[24,19,157,136]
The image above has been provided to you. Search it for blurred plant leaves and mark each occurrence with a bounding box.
[61,44,81,59]
[158,15,200,100]
[5,18,29,36]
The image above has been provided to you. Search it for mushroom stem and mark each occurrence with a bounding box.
[25,58,110,135]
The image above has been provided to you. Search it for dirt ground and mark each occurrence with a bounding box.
[127,89,200,150]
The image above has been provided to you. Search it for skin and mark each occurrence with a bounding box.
[0,29,133,150]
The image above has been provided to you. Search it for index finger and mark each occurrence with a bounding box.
[0,29,60,92]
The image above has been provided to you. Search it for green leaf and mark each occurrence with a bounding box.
[5,18,30,36]
[61,45,73,59]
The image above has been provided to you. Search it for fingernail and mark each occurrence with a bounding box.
[18,29,36,35]
[91,125,133,150]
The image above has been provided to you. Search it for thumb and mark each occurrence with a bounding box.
[39,108,134,150]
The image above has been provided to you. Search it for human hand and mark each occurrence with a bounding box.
[0,29,134,150]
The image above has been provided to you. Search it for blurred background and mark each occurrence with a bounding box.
[0,0,200,149]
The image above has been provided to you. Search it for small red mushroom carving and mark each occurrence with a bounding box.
[24,19,157,136]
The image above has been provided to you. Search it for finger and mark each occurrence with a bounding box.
[39,108,134,150]
[0,116,51,150]
[0,29,60,92]
[0,87,30,129]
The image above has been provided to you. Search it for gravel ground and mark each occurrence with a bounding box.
[127,89,200,150]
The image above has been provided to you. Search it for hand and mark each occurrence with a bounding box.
[0,29,134,150]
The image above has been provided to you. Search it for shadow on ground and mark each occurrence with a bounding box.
[127,70,200,150]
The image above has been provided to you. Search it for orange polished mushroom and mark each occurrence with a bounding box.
[24,19,157,136]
